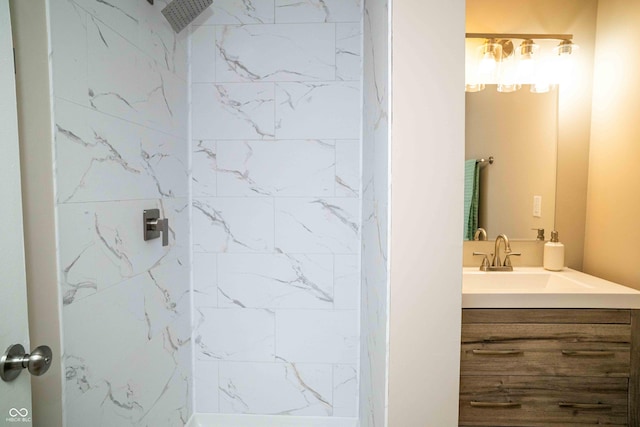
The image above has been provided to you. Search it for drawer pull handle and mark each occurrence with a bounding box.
[472,349,523,356]
[558,402,613,410]
[561,350,615,357]
[470,401,521,408]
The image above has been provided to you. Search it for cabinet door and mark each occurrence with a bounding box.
[459,376,628,426]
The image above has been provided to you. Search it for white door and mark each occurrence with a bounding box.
[0,0,33,424]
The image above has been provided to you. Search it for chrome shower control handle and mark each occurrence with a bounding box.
[144,209,169,247]
[147,218,169,246]
[1,344,53,382]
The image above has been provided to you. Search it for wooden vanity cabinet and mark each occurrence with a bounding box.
[459,309,640,427]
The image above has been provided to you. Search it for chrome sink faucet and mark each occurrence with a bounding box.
[473,228,487,241]
[472,233,521,271]
[493,234,510,267]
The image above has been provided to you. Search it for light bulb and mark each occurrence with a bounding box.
[475,40,502,83]
[517,57,535,83]
[465,83,486,93]
[553,41,579,85]
[479,52,496,75]
[497,83,521,93]
[497,53,519,92]
[530,82,550,93]
[517,39,538,83]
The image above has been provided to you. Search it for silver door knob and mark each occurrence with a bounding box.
[0,344,52,382]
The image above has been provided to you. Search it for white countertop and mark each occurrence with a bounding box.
[462,267,640,309]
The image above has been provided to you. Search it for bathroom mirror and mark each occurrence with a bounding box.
[465,86,558,240]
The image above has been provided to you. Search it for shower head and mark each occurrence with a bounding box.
[161,0,213,33]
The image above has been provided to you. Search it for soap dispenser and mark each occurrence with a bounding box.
[543,230,565,271]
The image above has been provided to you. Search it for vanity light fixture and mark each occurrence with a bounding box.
[465,83,486,93]
[497,83,522,93]
[530,81,551,94]
[517,39,538,83]
[477,39,502,82]
[553,39,580,85]
[555,39,578,56]
[496,40,520,92]
[465,33,577,93]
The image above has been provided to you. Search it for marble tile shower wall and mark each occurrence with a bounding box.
[190,0,362,417]
[359,0,389,426]
[49,1,191,426]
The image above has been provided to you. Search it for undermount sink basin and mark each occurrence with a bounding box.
[462,267,640,309]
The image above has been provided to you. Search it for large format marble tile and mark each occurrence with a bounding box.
[57,198,188,305]
[192,83,275,140]
[275,82,360,139]
[195,308,275,361]
[216,140,335,197]
[87,17,145,123]
[138,0,189,80]
[333,254,359,310]
[143,252,191,339]
[191,25,217,83]
[140,125,189,197]
[50,0,89,107]
[275,198,359,253]
[192,197,274,253]
[336,23,362,81]
[138,58,189,137]
[73,0,141,43]
[333,364,358,417]
[335,140,360,197]
[64,273,191,425]
[275,0,362,23]
[218,361,332,415]
[360,0,390,425]
[53,0,192,425]
[275,310,359,364]
[86,16,187,137]
[217,253,333,309]
[63,273,150,383]
[192,140,218,197]
[193,0,275,25]
[359,279,388,427]
[195,360,220,413]
[193,252,218,308]
[215,24,335,82]
[55,100,188,203]
[65,321,190,427]
[72,0,187,81]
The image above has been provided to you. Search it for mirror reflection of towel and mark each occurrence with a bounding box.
[463,159,480,240]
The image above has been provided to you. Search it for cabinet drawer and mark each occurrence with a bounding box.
[459,376,629,426]
[462,309,631,325]
[461,323,631,377]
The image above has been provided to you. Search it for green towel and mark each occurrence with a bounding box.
[463,159,480,240]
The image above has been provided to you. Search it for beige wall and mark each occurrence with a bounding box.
[583,1,640,290]
[10,1,64,425]
[388,0,464,425]
[466,88,558,240]
[463,240,545,267]
[466,0,598,269]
